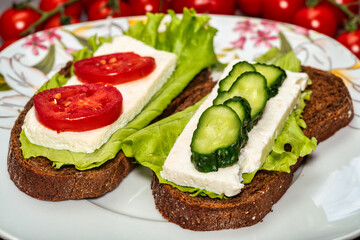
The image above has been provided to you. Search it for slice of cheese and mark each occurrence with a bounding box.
[239,71,308,173]
[161,64,308,197]
[161,63,243,197]
[23,36,177,153]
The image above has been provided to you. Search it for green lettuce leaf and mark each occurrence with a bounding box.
[254,46,281,64]
[36,72,69,93]
[273,51,301,72]
[255,46,301,72]
[242,91,317,184]
[122,101,200,173]
[254,32,301,72]
[20,9,218,170]
[71,35,113,62]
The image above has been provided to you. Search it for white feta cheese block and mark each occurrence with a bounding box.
[238,71,308,173]
[23,35,177,153]
[161,63,309,197]
[160,89,244,196]
[285,70,309,91]
[161,63,245,197]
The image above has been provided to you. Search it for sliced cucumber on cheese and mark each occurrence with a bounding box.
[224,96,251,130]
[190,61,286,173]
[253,63,286,98]
[213,72,268,125]
[218,61,255,92]
[190,105,244,172]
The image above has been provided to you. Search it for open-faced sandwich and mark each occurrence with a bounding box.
[8,9,218,201]
[121,44,354,230]
[7,8,354,231]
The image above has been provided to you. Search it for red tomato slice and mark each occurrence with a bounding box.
[34,84,123,132]
[73,52,156,85]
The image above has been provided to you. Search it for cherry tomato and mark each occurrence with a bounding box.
[292,5,338,37]
[336,29,360,58]
[74,52,156,85]
[0,8,41,41]
[129,0,170,15]
[87,0,133,20]
[0,39,18,51]
[44,15,81,29]
[39,0,82,18]
[34,84,123,132]
[262,0,304,23]
[320,0,359,26]
[236,0,262,16]
[171,0,236,15]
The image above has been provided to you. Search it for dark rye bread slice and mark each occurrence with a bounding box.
[7,63,215,201]
[150,66,354,231]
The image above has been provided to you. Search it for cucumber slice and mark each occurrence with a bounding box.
[253,63,286,98]
[213,72,268,123]
[224,96,251,129]
[218,61,255,92]
[190,105,244,172]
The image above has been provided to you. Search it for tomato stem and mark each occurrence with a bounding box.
[326,0,360,25]
[306,0,320,8]
[13,0,34,10]
[110,0,120,17]
[21,0,80,36]
[344,16,359,32]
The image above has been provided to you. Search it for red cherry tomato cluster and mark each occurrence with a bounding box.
[237,0,359,36]
[0,0,359,58]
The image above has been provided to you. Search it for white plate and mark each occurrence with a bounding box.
[0,15,359,240]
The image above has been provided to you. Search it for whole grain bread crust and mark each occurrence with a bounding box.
[7,64,215,201]
[150,66,354,231]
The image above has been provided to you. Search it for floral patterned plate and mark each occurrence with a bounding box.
[0,15,359,240]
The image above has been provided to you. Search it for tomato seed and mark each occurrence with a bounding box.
[108,57,117,63]
[54,93,62,99]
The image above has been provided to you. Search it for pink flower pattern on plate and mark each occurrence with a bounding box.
[260,20,279,32]
[231,19,280,50]
[41,29,62,44]
[22,34,48,55]
[293,25,310,37]
[250,30,278,48]
[231,36,246,49]
[65,48,78,54]
[41,28,79,55]
[233,19,256,34]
